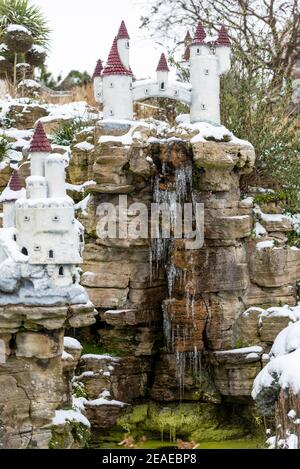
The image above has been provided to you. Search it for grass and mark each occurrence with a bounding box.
[81,341,123,357]
[52,119,87,146]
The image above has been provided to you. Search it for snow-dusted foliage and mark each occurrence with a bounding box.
[252,304,300,449]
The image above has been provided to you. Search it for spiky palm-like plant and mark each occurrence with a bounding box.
[0,0,50,86]
[0,0,50,46]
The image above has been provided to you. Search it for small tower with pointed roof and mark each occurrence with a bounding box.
[0,170,25,228]
[215,25,231,75]
[93,59,103,103]
[189,21,231,123]
[117,20,130,69]
[156,53,170,92]
[102,23,133,120]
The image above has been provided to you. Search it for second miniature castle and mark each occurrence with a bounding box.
[93,20,231,124]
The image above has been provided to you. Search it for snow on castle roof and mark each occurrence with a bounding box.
[29,121,52,153]
[192,21,206,45]
[117,20,130,40]
[156,53,170,72]
[217,26,231,46]
[102,37,133,76]
[92,59,103,78]
[0,170,25,203]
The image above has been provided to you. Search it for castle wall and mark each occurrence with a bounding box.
[15,204,82,265]
[132,80,192,105]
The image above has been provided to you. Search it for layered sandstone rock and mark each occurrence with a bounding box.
[0,304,96,449]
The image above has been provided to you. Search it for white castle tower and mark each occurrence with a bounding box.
[0,171,26,228]
[190,22,231,124]
[93,20,231,124]
[101,21,133,120]
[14,122,83,287]
[92,59,103,103]
[156,53,170,91]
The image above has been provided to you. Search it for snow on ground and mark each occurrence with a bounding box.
[66,181,96,193]
[215,346,263,355]
[84,397,127,407]
[64,337,82,350]
[256,240,275,250]
[74,195,90,216]
[252,302,300,450]
[80,354,120,361]
[52,409,90,428]
[252,347,300,398]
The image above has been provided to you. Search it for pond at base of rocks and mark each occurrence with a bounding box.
[89,432,264,450]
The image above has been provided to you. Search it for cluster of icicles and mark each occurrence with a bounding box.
[150,160,202,399]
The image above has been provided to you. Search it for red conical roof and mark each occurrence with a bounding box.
[217,25,231,46]
[156,53,170,72]
[9,170,23,191]
[102,37,133,76]
[192,21,206,45]
[183,45,190,61]
[29,121,52,153]
[93,59,103,78]
[184,31,192,45]
[117,20,130,40]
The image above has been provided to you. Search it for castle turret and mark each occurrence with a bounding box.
[45,155,67,198]
[181,31,191,64]
[156,53,170,92]
[28,121,52,177]
[190,21,220,123]
[92,59,103,102]
[117,20,130,69]
[216,25,231,75]
[102,36,133,120]
[0,171,25,228]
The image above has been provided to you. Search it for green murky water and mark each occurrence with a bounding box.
[90,434,263,450]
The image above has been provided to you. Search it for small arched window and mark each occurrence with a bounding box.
[79,234,84,243]
[21,247,28,256]
[126,41,130,49]
[109,82,114,88]
[110,109,114,116]
[13,234,17,241]
[160,82,165,90]
[59,266,64,276]
[49,250,54,259]
[201,104,206,110]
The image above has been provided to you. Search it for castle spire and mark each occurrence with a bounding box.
[9,170,23,192]
[102,37,133,76]
[216,26,231,46]
[29,121,52,153]
[117,20,130,40]
[184,31,192,45]
[92,59,103,78]
[156,53,170,72]
[192,21,206,45]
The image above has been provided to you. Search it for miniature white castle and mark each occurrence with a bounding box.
[93,20,231,124]
[0,122,84,290]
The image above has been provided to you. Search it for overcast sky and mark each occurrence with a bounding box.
[34,0,169,80]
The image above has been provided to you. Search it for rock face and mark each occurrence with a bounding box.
[1,114,300,446]
[68,118,300,435]
[0,304,96,449]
